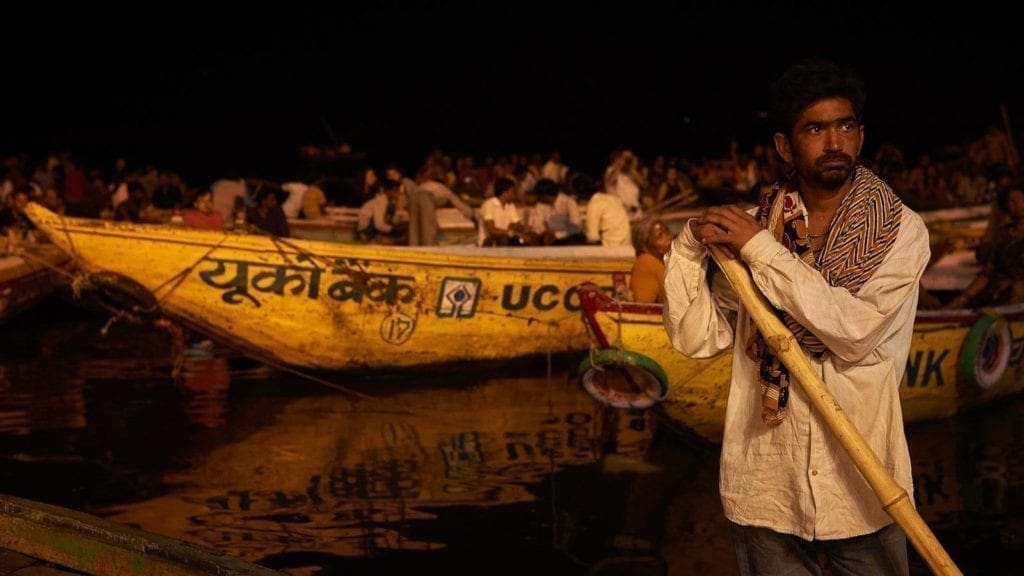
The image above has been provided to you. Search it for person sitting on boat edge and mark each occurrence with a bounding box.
[477,176,530,246]
[245,186,291,237]
[180,190,226,231]
[357,178,409,245]
[113,181,150,223]
[532,177,586,245]
[576,173,632,248]
[628,218,673,303]
[945,177,1024,309]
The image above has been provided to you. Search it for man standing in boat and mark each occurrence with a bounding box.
[662,58,930,575]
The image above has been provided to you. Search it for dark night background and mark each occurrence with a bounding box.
[3,3,1021,186]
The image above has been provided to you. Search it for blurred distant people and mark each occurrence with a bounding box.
[0,186,38,250]
[151,172,183,210]
[604,149,645,218]
[541,150,569,184]
[478,177,530,246]
[969,125,1019,178]
[113,181,149,222]
[946,178,1024,308]
[181,190,226,231]
[279,181,307,219]
[301,180,329,219]
[61,154,90,216]
[246,186,290,237]
[654,163,699,209]
[357,178,408,244]
[531,177,585,245]
[577,173,632,248]
[211,173,249,222]
[408,164,475,245]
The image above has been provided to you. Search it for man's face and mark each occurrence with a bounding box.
[12,192,29,212]
[775,97,863,191]
[196,194,213,214]
[649,222,673,255]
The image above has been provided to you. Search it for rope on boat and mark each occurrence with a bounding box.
[8,246,78,282]
[50,218,373,399]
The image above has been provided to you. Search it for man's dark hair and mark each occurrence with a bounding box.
[569,173,600,200]
[769,58,866,135]
[533,177,558,200]
[493,177,516,197]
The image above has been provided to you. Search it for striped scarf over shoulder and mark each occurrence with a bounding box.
[746,165,903,426]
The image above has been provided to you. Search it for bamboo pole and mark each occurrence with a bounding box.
[707,245,962,576]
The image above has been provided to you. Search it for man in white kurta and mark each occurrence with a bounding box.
[663,177,929,538]
[662,59,930,575]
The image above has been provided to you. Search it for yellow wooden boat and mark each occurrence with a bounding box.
[575,282,1024,443]
[0,241,73,322]
[24,202,635,371]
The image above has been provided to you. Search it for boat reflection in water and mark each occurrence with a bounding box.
[97,357,675,570]
[0,301,1021,575]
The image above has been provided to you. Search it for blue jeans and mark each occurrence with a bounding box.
[730,521,909,576]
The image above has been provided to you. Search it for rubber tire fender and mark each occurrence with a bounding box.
[959,312,1012,390]
[87,271,160,321]
[578,348,668,409]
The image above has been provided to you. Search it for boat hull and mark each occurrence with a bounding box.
[0,242,72,322]
[25,204,635,370]
[577,283,1024,443]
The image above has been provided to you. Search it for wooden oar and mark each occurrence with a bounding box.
[707,245,962,576]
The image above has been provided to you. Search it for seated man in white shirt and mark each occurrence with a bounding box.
[574,173,632,248]
[535,177,586,245]
[477,177,529,246]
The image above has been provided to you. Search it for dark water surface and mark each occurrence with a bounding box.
[1,296,1021,575]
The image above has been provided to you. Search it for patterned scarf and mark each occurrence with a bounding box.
[746,165,903,426]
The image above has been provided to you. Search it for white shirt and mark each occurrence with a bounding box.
[583,192,632,247]
[661,202,930,540]
[605,168,643,217]
[211,178,249,220]
[477,196,521,246]
[552,193,583,236]
[527,202,553,235]
[280,182,308,219]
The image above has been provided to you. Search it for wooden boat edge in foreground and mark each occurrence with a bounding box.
[0,493,281,575]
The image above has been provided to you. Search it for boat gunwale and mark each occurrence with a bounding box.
[26,205,636,272]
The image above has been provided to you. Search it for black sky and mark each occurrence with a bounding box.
[4,3,1021,185]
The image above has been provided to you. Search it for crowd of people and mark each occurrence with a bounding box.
[1,105,1021,306]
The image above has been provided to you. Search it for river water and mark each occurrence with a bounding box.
[0,295,1020,575]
